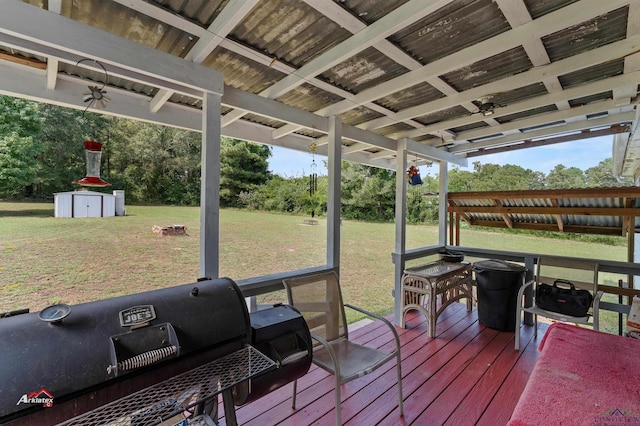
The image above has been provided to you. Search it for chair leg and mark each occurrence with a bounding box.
[396,352,404,416]
[515,295,523,351]
[335,378,341,426]
[514,311,521,351]
[292,380,297,409]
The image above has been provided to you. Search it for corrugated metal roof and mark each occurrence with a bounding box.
[448,188,640,236]
[392,0,511,64]
[542,7,628,62]
[1,0,639,175]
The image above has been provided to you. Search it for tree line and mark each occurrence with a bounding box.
[0,95,633,223]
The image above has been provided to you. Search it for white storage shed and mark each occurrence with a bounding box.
[54,190,117,218]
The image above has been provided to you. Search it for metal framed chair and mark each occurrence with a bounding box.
[283,271,403,425]
[515,256,602,350]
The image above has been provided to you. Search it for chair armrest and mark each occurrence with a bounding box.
[309,331,330,347]
[344,303,385,322]
[592,290,604,308]
[344,303,402,352]
[308,332,341,377]
[517,279,535,299]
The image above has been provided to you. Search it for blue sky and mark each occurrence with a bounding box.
[268,135,613,177]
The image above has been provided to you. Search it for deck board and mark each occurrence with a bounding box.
[444,323,536,425]
[476,323,542,426]
[227,304,547,425]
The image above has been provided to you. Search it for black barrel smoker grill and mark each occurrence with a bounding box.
[0,278,312,425]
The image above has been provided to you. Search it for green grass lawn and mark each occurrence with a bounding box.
[0,202,630,330]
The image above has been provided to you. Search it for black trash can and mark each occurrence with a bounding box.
[473,260,526,331]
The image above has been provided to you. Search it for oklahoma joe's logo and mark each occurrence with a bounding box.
[16,388,54,407]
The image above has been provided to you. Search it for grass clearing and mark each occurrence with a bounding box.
[0,202,630,328]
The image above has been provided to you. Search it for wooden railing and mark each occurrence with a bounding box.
[237,245,640,334]
[392,245,640,335]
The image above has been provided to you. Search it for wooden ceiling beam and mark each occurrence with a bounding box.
[551,199,565,233]
[262,0,455,99]
[450,111,635,154]
[148,0,258,113]
[398,69,640,141]
[327,0,631,120]
[0,2,223,95]
[448,206,640,216]
[492,199,514,229]
[448,187,640,200]
[458,213,473,225]
[465,125,629,158]
[470,220,623,235]
[0,51,45,69]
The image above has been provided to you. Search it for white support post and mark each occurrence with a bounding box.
[393,139,409,325]
[200,92,222,279]
[327,116,342,270]
[438,161,448,246]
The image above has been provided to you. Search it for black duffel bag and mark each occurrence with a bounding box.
[535,279,593,317]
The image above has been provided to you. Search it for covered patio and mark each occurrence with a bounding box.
[2,0,640,424]
[232,305,545,425]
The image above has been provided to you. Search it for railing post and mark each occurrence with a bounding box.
[393,140,409,325]
[523,256,535,325]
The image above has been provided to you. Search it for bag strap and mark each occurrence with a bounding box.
[553,279,576,291]
[553,279,578,295]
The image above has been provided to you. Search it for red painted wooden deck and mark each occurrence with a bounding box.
[224,303,546,425]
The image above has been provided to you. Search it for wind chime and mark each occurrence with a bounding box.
[309,142,318,218]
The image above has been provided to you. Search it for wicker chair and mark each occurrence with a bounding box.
[283,271,403,425]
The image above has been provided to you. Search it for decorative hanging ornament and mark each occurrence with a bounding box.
[407,165,423,186]
[72,141,111,187]
[76,58,111,115]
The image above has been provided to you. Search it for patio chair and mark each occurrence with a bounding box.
[514,256,602,350]
[283,271,403,425]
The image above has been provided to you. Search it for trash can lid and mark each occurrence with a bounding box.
[473,259,526,272]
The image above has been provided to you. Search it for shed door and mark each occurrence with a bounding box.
[73,195,103,218]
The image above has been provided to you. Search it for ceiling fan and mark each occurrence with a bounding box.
[471,96,505,117]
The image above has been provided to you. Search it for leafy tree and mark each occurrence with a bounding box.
[341,162,395,221]
[461,162,544,191]
[0,95,42,199]
[107,119,202,204]
[406,170,440,223]
[584,158,633,187]
[406,186,435,223]
[448,167,476,192]
[220,138,272,207]
[546,164,585,189]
